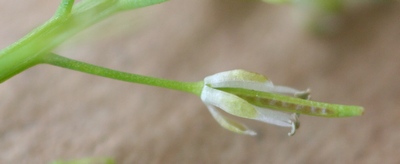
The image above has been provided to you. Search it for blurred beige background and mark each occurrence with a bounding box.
[1,0,400,163]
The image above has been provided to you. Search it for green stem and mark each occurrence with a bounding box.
[41,53,204,96]
[0,0,167,83]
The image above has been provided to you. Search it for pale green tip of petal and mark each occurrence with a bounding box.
[202,86,258,119]
[230,69,268,83]
[221,118,257,136]
[207,105,257,136]
[205,69,268,85]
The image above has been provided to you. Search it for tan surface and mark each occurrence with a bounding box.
[1,0,400,163]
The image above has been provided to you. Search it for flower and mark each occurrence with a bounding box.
[200,69,310,136]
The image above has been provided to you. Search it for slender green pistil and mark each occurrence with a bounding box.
[219,88,364,117]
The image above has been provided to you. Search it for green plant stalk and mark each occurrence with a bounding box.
[41,53,204,96]
[0,0,167,83]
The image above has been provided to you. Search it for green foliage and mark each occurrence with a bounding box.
[0,0,167,83]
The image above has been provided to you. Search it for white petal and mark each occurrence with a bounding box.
[270,86,310,99]
[206,105,256,136]
[270,85,302,95]
[253,106,293,127]
[201,85,258,119]
[204,70,309,99]
[254,106,299,136]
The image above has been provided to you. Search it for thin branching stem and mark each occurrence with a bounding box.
[41,53,204,96]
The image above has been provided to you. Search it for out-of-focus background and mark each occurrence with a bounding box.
[1,0,400,163]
